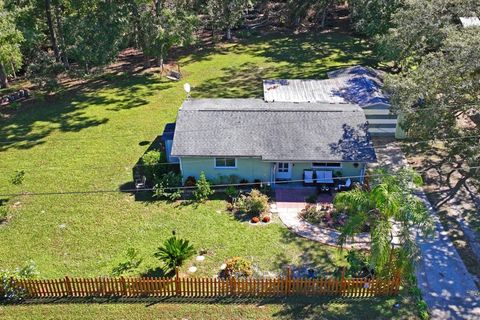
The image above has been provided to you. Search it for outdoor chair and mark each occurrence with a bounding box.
[337,178,352,191]
[303,170,315,186]
[166,70,182,81]
[316,170,334,185]
[323,171,334,185]
[315,170,325,184]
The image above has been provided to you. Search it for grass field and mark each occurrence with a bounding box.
[0,32,419,319]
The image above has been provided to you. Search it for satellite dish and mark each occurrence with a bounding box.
[183,83,191,93]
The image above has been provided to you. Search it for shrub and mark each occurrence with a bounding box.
[215,174,240,185]
[184,176,196,187]
[305,193,317,204]
[298,204,323,224]
[193,172,214,202]
[236,189,269,214]
[223,257,253,278]
[345,250,370,278]
[225,186,240,203]
[0,206,8,223]
[153,172,183,201]
[154,236,195,272]
[253,179,262,188]
[239,178,249,184]
[141,150,167,181]
[111,248,143,276]
[251,216,260,223]
[259,184,273,197]
[1,260,38,302]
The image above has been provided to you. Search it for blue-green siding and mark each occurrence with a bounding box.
[180,157,271,183]
[179,157,367,184]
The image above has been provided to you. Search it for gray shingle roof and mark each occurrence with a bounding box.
[171,99,376,162]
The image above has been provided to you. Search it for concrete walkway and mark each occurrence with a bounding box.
[274,187,370,250]
[374,140,480,320]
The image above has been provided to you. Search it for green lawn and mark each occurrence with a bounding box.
[0,32,419,318]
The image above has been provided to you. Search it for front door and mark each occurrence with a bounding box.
[276,162,292,180]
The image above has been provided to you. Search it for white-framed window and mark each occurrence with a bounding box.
[312,162,342,169]
[277,162,290,173]
[214,157,237,168]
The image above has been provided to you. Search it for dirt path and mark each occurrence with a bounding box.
[373,139,480,319]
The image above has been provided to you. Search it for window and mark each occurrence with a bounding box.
[312,162,341,168]
[215,157,237,168]
[277,163,290,172]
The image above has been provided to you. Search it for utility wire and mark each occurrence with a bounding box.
[1,166,479,198]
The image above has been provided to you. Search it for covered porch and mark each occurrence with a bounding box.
[269,161,366,189]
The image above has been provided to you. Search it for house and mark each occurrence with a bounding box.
[263,66,405,138]
[168,98,376,185]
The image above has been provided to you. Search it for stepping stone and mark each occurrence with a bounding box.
[59,224,67,229]
[220,263,227,270]
[196,255,205,262]
[188,266,197,273]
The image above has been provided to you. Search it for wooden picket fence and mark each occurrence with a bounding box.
[3,268,401,299]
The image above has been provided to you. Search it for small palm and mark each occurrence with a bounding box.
[155,236,195,271]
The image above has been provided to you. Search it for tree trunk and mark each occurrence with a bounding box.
[320,6,328,28]
[132,4,140,48]
[226,28,232,40]
[0,61,9,88]
[10,61,16,79]
[144,55,151,68]
[55,4,69,69]
[157,56,164,74]
[155,0,162,16]
[45,0,61,62]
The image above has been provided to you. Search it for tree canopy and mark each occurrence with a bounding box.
[334,169,433,275]
[0,3,24,88]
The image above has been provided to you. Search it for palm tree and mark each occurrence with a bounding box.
[154,235,196,272]
[334,168,433,276]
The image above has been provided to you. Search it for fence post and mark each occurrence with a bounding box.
[64,276,73,297]
[393,270,401,295]
[340,267,346,295]
[120,276,127,297]
[175,267,181,296]
[285,267,292,295]
[230,277,236,296]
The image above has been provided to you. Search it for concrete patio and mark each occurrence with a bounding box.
[273,186,371,249]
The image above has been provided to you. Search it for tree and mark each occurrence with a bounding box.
[0,5,23,88]
[193,171,214,202]
[349,0,404,37]
[45,0,60,62]
[138,3,196,70]
[334,168,433,275]
[287,0,338,28]
[154,235,195,272]
[385,28,480,185]
[64,1,130,73]
[206,0,250,40]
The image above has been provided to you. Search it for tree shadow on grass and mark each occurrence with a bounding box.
[0,74,171,152]
[192,32,379,99]
[275,227,343,277]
